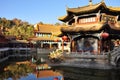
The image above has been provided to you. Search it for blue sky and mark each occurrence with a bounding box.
[0,0,120,24]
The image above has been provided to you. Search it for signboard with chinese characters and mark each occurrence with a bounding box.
[101,14,117,23]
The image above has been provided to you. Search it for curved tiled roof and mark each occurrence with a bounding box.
[61,22,120,33]
[66,2,104,13]
[108,7,120,12]
[108,21,120,30]
[34,24,66,36]
[61,23,103,33]
[58,15,68,21]
[58,1,120,22]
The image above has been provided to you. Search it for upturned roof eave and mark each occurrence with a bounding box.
[108,7,120,12]
[58,14,73,22]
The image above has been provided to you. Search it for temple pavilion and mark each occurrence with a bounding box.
[31,24,70,51]
[58,0,120,54]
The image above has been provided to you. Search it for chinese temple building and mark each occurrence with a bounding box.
[31,24,70,51]
[58,1,120,54]
[32,24,61,49]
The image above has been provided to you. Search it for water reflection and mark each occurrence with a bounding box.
[2,52,120,80]
[53,66,120,80]
[0,62,34,79]
[0,60,63,80]
[7,73,37,80]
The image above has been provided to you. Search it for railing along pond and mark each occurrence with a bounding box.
[62,46,120,66]
[63,51,108,61]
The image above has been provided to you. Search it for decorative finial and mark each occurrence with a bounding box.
[102,0,104,2]
[89,0,92,5]
[89,0,92,2]
[101,0,104,3]
[66,5,68,10]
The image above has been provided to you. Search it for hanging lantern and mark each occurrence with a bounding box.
[101,32,109,39]
[62,35,68,41]
[53,77,59,80]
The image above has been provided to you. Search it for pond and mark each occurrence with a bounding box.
[0,60,63,80]
[53,66,120,80]
[1,52,120,80]
[2,62,120,80]
[6,73,63,80]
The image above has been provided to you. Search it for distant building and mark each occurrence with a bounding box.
[30,24,70,52]
[31,24,61,49]
[0,30,10,62]
[0,30,32,63]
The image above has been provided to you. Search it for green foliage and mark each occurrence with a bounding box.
[54,22,66,26]
[55,22,61,26]
[38,21,44,25]
[0,17,34,40]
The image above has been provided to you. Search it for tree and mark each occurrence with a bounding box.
[55,22,61,26]
[0,17,34,40]
[12,18,22,27]
[38,21,43,25]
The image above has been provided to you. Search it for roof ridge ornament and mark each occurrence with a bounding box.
[101,0,104,2]
[89,0,92,6]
